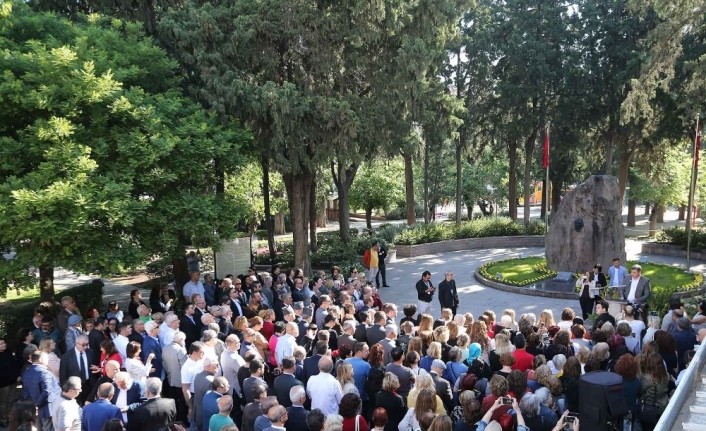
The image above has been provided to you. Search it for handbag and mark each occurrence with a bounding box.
[638,381,661,426]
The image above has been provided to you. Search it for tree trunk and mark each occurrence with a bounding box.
[404,153,416,226]
[644,203,650,216]
[551,177,562,215]
[172,256,189,295]
[523,131,537,227]
[617,142,634,206]
[679,205,686,220]
[365,206,373,230]
[317,197,326,228]
[331,162,358,244]
[604,136,614,175]
[508,140,518,221]
[274,212,286,235]
[656,205,665,223]
[455,140,463,225]
[309,179,317,253]
[627,198,637,226]
[261,156,276,260]
[39,263,55,302]
[283,171,314,274]
[423,143,430,223]
[649,206,657,236]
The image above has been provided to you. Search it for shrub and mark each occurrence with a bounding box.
[146,257,174,283]
[655,226,706,250]
[393,218,532,245]
[0,280,105,339]
[525,220,546,236]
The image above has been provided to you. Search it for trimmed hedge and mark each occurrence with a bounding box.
[0,279,105,339]
[655,226,706,250]
[393,218,545,245]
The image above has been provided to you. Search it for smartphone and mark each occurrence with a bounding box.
[564,416,576,424]
[501,397,513,405]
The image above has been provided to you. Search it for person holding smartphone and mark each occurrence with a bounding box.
[551,410,580,431]
[475,397,530,431]
[575,271,597,320]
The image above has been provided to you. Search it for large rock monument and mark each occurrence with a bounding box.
[546,175,626,274]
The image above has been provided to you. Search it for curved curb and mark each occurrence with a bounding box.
[473,269,579,300]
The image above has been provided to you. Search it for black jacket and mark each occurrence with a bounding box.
[375,390,405,431]
[430,371,454,414]
[273,373,302,407]
[377,246,388,267]
[438,279,458,309]
[416,279,434,303]
[130,398,176,431]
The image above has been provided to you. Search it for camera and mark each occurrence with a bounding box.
[501,397,513,405]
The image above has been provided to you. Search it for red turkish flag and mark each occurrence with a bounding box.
[542,129,549,169]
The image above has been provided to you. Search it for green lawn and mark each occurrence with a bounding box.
[484,257,547,284]
[484,257,696,289]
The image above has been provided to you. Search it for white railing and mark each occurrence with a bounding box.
[655,337,706,430]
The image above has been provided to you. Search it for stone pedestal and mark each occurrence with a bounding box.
[546,175,626,274]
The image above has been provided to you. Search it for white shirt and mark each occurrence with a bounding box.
[557,321,572,331]
[114,335,129,363]
[74,348,89,380]
[627,278,639,301]
[619,319,646,340]
[274,334,297,366]
[126,357,150,385]
[184,281,205,300]
[116,388,128,422]
[306,372,343,416]
[181,357,204,393]
[160,325,176,348]
[52,396,81,431]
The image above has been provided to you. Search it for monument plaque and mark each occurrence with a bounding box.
[214,237,252,279]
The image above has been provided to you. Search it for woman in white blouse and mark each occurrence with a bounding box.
[124,341,154,385]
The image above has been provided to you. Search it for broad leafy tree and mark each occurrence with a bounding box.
[0,3,249,299]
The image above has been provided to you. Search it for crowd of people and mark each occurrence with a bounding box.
[0,262,703,431]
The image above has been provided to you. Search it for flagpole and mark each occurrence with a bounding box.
[686,114,700,271]
[544,122,550,247]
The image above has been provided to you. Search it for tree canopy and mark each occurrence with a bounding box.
[0,2,250,299]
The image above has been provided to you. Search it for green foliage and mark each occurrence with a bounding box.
[0,4,250,297]
[655,226,706,250]
[393,217,531,245]
[349,161,405,217]
[0,279,104,338]
[630,145,691,206]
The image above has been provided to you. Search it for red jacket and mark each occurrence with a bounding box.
[512,348,535,373]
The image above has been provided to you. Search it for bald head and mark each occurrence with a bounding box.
[218,395,234,413]
[318,355,333,374]
[286,322,299,337]
[97,382,115,399]
[104,360,120,378]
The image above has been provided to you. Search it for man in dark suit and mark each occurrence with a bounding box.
[59,334,97,405]
[228,286,246,320]
[437,270,459,316]
[128,320,145,346]
[375,243,389,288]
[365,312,387,347]
[284,385,309,431]
[242,384,267,431]
[82,382,122,431]
[430,359,453,414]
[353,312,369,343]
[21,351,58,431]
[130,378,176,431]
[85,360,120,404]
[141,321,162,378]
[112,371,146,424]
[302,341,327,386]
[273,356,302,407]
[180,303,201,348]
[88,318,107,352]
[620,264,651,304]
